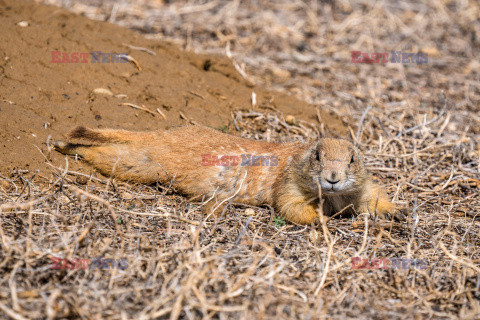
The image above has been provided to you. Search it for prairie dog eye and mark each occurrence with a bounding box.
[315,150,320,161]
[350,154,355,164]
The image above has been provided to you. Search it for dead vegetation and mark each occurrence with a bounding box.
[3,0,480,319]
[1,102,479,318]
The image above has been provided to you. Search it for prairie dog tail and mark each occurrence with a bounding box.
[66,126,154,145]
[53,127,166,184]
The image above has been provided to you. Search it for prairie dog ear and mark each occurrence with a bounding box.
[308,141,322,155]
[351,145,365,165]
[312,140,323,152]
[313,139,330,155]
[306,141,324,165]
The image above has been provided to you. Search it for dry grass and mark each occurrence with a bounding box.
[1,105,479,319]
[5,0,480,319]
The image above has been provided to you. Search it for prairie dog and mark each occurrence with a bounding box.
[53,125,395,225]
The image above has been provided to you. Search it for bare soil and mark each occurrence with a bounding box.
[0,0,344,174]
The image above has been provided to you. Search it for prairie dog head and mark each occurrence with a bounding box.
[301,138,367,195]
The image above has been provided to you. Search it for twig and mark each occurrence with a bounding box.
[122,43,156,55]
[121,103,156,116]
[119,54,142,71]
[356,105,372,142]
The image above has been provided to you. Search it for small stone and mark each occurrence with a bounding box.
[18,290,39,298]
[0,180,11,191]
[420,47,439,57]
[309,230,321,244]
[285,115,298,126]
[245,208,255,216]
[91,88,113,96]
[17,21,29,27]
[132,199,143,207]
[271,67,291,81]
[75,175,89,185]
[121,192,133,200]
[59,195,70,204]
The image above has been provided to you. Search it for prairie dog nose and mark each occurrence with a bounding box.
[326,178,340,185]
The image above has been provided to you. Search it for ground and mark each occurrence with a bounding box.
[0,0,479,319]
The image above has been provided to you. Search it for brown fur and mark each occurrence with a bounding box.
[53,125,395,225]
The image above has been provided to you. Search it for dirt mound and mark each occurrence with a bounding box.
[0,0,345,175]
